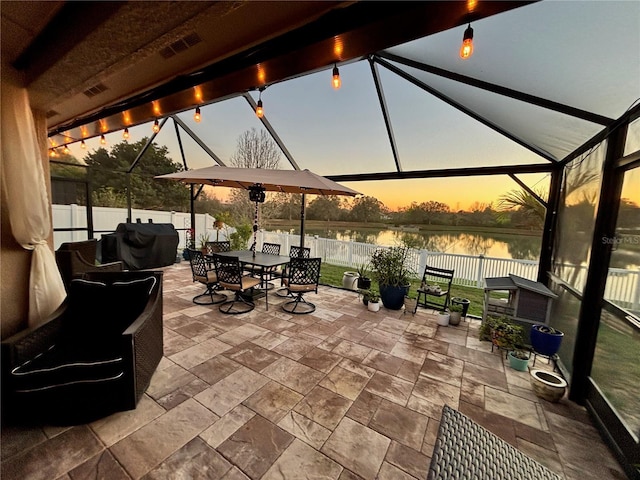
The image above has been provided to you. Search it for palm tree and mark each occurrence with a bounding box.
[497,188,547,229]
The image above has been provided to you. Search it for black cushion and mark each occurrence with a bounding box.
[63,277,156,345]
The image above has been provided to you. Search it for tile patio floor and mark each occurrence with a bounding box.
[1,263,627,480]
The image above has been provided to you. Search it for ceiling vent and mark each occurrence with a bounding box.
[159,32,203,59]
[45,109,59,119]
[83,82,108,98]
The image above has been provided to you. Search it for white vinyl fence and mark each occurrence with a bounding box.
[51,206,640,309]
[52,204,226,250]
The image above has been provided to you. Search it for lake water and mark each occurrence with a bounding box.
[267,226,542,261]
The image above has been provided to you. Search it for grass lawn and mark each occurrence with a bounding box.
[320,262,490,317]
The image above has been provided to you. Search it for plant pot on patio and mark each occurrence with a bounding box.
[436,311,450,326]
[530,324,564,357]
[342,271,359,290]
[508,350,530,372]
[530,369,567,402]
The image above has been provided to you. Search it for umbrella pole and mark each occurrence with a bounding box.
[252,200,259,256]
[299,193,306,252]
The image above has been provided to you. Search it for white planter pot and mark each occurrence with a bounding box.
[368,301,381,312]
[530,369,567,402]
[436,312,450,326]
[342,271,359,291]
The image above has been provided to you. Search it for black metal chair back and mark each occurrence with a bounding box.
[213,254,244,287]
[262,242,281,255]
[205,241,231,254]
[187,249,208,279]
[186,249,225,305]
[282,257,321,314]
[289,245,311,258]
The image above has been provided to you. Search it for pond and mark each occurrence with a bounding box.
[267,225,543,261]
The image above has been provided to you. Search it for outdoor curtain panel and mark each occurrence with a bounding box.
[1,81,66,326]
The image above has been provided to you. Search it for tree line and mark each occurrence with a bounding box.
[50,129,640,233]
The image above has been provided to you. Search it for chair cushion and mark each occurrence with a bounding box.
[10,343,124,394]
[195,272,217,284]
[63,277,156,345]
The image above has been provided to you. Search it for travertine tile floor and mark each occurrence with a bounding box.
[1,263,627,480]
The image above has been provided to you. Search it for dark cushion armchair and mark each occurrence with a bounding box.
[55,239,124,289]
[1,271,163,425]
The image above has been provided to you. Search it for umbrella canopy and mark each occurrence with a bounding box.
[156,166,360,196]
[156,166,360,251]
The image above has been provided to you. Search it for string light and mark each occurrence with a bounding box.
[459,23,474,59]
[194,106,201,123]
[63,145,70,154]
[255,87,265,118]
[100,134,106,145]
[81,140,86,149]
[332,64,341,90]
[153,119,160,133]
[123,127,130,139]
[49,148,57,158]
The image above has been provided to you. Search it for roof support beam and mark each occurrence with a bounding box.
[170,115,225,166]
[327,163,553,183]
[368,57,402,172]
[373,56,559,164]
[242,93,300,170]
[376,51,613,126]
[507,173,547,208]
[127,117,170,173]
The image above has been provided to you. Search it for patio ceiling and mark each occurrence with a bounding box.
[4,1,639,176]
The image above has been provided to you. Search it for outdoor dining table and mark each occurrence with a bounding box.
[212,250,291,310]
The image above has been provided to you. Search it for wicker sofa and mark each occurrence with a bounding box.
[1,271,163,425]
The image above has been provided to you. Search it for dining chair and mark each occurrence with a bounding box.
[276,245,311,297]
[246,242,281,288]
[213,254,262,314]
[281,257,321,314]
[186,249,226,305]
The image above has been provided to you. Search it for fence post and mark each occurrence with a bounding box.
[633,270,640,311]
[476,254,485,288]
[418,249,427,276]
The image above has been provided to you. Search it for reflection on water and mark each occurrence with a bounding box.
[269,226,542,260]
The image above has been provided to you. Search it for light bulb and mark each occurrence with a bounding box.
[459,24,474,59]
[332,65,341,90]
[100,134,106,145]
[63,145,70,154]
[153,119,160,133]
[49,149,56,158]
[81,140,86,149]
[256,99,264,118]
[123,128,130,139]
[194,106,201,123]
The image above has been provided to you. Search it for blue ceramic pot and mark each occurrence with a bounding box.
[530,324,564,357]
[379,284,410,310]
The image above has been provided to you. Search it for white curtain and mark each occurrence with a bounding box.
[1,81,66,327]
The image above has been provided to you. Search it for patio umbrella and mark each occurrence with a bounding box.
[156,166,360,251]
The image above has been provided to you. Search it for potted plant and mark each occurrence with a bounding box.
[508,348,531,372]
[403,295,417,314]
[436,310,450,326]
[481,316,530,371]
[358,288,371,306]
[198,232,211,252]
[356,262,372,290]
[530,324,564,357]
[367,290,381,312]
[448,303,463,326]
[370,246,413,310]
